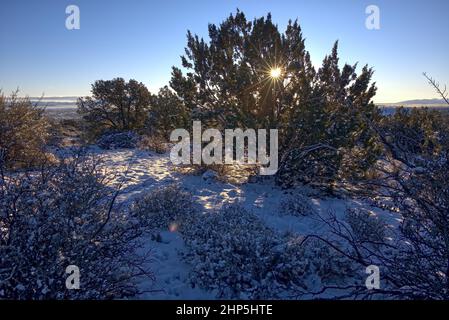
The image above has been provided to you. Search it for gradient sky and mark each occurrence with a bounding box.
[1,0,448,103]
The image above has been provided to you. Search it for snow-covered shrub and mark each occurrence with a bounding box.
[47,118,83,149]
[297,238,354,285]
[346,150,449,299]
[314,87,449,299]
[345,208,386,243]
[182,205,353,299]
[382,107,449,160]
[272,235,354,295]
[96,131,139,149]
[0,152,153,299]
[280,193,315,217]
[131,184,196,232]
[182,205,279,299]
[0,92,50,169]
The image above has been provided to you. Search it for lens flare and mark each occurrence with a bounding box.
[269,67,282,78]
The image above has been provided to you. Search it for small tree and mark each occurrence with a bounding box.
[0,91,50,169]
[78,78,152,138]
[145,86,190,139]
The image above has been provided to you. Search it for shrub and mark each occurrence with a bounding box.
[46,117,85,149]
[138,134,169,154]
[0,92,50,169]
[0,152,153,299]
[276,144,340,189]
[273,236,354,293]
[182,205,279,299]
[96,131,139,150]
[382,107,449,160]
[313,77,449,299]
[345,208,387,243]
[131,184,196,232]
[181,205,354,299]
[280,193,315,217]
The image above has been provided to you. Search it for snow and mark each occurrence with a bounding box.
[88,147,396,299]
[137,231,214,299]
[201,169,218,182]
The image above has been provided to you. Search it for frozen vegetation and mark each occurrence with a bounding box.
[2,11,449,300]
[69,147,396,299]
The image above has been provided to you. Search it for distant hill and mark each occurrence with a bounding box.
[29,96,79,101]
[396,98,446,105]
[378,100,449,116]
[28,96,77,107]
[27,97,78,110]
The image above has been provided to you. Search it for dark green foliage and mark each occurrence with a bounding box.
[77,78,152,139]
[146,86,190,139]
[170,11,316,132]
[170,10,381,187]
[278,42,382,187]
[381,107,449,159]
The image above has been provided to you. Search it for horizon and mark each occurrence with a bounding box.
[22,96,449,106]
[1,0,449,103]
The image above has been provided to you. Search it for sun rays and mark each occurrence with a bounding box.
[269,67,282,79]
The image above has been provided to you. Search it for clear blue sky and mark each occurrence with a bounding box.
[1,0,448,103]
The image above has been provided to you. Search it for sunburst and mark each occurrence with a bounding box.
[269,67,282,79]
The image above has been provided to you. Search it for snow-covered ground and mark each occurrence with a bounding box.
[87,148,398,299]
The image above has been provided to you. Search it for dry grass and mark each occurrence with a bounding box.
[138,135,169,154]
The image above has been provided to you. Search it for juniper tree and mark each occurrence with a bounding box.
[171,11,381,187]
[277,42,382,188]
[170,10,315,136]
[78,78,152,138]
[146,86,191,139]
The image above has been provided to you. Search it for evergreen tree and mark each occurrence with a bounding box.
[171,11,381,188]
[78,78,152,138]
[170,10,315,137]
[146,86,190,139]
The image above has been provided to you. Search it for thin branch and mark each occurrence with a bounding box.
[423,72,449,106]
